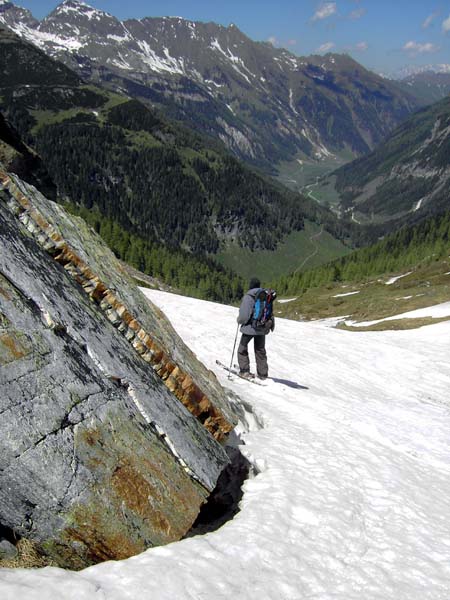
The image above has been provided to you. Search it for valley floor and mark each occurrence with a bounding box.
[1,290,450,599]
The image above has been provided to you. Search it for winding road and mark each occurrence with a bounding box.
[294,225,324,273]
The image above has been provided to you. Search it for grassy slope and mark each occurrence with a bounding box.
[276,149,356,193]
[216,220,351,281]
[274,258,450,330]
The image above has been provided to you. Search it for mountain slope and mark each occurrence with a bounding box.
[273,207,450,325]
[396,71,450,106]
[1,287,449,596]
[0,0,420,170]
[313,94,450,228]
[0,25,355,284]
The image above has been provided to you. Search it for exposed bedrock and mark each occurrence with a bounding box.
[0,165,238,569]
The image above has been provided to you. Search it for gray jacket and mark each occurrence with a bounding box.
[237,287,274,336]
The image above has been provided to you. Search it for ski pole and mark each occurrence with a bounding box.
[229,323,240,378]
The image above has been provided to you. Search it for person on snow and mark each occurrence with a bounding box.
[237,277,275,380]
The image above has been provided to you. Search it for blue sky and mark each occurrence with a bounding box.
[14,1,450,73]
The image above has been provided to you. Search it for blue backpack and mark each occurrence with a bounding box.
[252,288,277,329]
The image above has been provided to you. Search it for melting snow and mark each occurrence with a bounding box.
[348,300,450,327]
[1,290,450,599]
[333,291,360,298]
[136,40,185,75]
[385,272,413,285]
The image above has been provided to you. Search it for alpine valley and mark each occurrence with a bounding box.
[1,0,450,591]
[0,0,423,174]
[0,21,362,291]
[314,94,450,229]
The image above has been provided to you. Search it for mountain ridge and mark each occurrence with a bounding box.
[0,0,420,171]
[0,24,358,290]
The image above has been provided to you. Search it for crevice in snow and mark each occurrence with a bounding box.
[184,387,265,536]
[184,436,253,537]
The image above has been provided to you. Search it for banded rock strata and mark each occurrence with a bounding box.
[0,164,237,569]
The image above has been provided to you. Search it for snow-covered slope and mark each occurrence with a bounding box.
[1,290,450,599]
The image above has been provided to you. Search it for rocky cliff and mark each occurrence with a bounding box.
[0,162,237,569]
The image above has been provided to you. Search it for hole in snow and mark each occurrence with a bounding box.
[184,437,254,537]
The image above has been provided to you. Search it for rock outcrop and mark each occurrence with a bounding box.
[0,163,237,569]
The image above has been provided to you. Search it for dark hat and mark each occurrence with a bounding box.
[249,277,261,290]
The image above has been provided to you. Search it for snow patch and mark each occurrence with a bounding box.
[414,198,424,211]
[209,37,255,83]
[3,20,84,51]
[108,52,133,71]
[288,87,298,116]
[349,300,450,327]
[107,32,132,43]
[385,272,413,285]
[136,40,185,75]
[333,291,360,298]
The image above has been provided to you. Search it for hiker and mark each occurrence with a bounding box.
[237,277,275,380]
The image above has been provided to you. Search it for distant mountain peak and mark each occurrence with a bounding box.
[394,63,450,80]
[47,0,114,20]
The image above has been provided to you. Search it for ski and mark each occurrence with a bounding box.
[215,360,266,386]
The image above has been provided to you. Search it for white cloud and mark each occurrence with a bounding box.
[349,7,366,20]
[355,41,368,51]
[443,14,450,33]
[316,41,335,53]
[422,10,439,29]
[402,40,439,55]
[312,2,337,22]
[268,36,296,48]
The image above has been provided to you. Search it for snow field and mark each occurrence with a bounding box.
[349,300,450,327]
[1,289,450,599]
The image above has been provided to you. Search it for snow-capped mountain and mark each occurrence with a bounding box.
[0,0,420,168]
[393,63,450,79]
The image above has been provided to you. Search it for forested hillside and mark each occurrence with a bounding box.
[315,94,450,229]
[0,25,358,284]
[276,210,450,295]
[0,109,245,303]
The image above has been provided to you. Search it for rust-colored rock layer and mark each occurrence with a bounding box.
[0,168,233,441]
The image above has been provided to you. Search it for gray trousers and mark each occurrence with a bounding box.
[237,334,268,377]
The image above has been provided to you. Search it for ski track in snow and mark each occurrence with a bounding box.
[1,290,450,600]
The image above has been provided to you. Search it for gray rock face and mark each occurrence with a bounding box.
[0,539,17,560]
[0,165,236,569]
